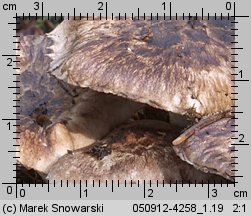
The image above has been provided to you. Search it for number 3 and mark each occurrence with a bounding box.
[34,2,39,10]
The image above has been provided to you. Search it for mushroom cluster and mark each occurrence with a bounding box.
[17,17,234,183]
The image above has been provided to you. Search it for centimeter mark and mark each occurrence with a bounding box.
[229,2,249,185]
[15,12,246,21]
[11,1,249,22]
[2,179,235,199]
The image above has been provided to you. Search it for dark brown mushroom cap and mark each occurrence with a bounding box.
[47,120,226,183]
[17,36,142,174]
[18,36,78,125]
[173,112,234,181]
[48,17,234,117]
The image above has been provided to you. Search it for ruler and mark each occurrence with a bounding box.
[0,0,250,215]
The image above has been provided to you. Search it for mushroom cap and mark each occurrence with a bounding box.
[18,36,74,173]
[47,120,225,183]
[48,17,234,117]
[18,19,234,182]
[173,112,234,181]
[18,35,142,174]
